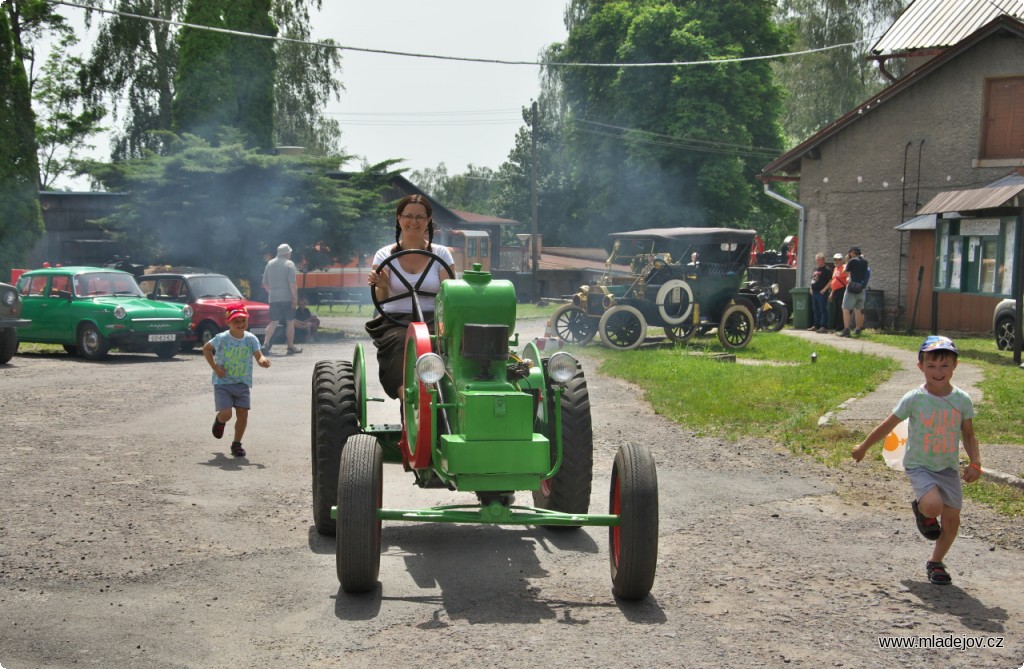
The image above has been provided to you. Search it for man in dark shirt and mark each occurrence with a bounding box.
[839,247,869,337]
[808,252,832,332]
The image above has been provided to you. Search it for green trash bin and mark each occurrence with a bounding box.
[790,286,810,330]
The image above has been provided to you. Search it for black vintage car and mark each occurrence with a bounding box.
[550,227,758,350]
[0,281,32,364]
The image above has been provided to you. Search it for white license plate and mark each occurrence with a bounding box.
[250,327,266,335]
[148,334,177,342]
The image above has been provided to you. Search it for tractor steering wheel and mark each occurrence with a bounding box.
[370,248,455,327]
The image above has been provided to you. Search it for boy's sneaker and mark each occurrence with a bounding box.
[230,441,246,457]
[212,419,226,439]
[837,328,851,337]
[926,560,952,585]
[912,500,941,540]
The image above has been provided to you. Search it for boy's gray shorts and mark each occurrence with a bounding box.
[906,467,963,509]
[214,383,251,411]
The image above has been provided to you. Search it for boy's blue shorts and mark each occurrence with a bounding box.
[906,467,963,509]
[214,383,251,411]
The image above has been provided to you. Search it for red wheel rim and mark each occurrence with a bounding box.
[401,322,434,469]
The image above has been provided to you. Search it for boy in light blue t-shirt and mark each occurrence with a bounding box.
[851,336,981,585]
[202,306,271,457]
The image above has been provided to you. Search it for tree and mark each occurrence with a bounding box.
[33,31,106,189]
[172,1,236,144]
[410,163,501,216]
[85,0,341,159]
[515,0,791,244]
[774,0,906,143]
[0,3,44,277]
[81,133,395,287]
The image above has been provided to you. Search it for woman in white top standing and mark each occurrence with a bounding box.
[365,194,455,399]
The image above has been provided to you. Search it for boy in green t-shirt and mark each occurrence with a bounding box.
[852,336,981,585]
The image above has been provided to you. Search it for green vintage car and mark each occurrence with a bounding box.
[16,266,193,360]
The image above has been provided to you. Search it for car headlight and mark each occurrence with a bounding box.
[415,353,445,385]
[770,283,780,295]
[1,289,15,307]
[114,306,126,319]
[182,305,193,319]
[547,351,577,384]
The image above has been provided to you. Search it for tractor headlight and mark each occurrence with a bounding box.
[770,283,780,296]
[113,306,126,319]
[415,352,445,385]
[547,351,577,384]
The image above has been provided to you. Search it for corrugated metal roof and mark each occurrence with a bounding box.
[917,172,1024,213]
[894,213,937,230]
[872,0,1024,56]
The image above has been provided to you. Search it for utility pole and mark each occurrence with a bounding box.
[530,101,539,302]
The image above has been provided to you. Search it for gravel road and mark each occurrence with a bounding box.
[1,318,1021,668]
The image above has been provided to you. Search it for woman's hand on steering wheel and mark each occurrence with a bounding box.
[370,249,455,327]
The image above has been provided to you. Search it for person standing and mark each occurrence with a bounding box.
[839,246,869,337]
[261,243,302,355]
[808,252,831,332]
[827,252,847,333]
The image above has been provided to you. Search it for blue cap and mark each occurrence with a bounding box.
[920,335,958,355]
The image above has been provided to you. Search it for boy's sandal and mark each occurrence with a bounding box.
[230,441,246,457]
[212,419,226,439]
[911,500,942,541]
[926,561,952,585]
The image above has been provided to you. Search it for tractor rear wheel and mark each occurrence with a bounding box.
[533,362,593,526]
[311,360,359,536]
[336,435,383,593]
[609,442,658,601]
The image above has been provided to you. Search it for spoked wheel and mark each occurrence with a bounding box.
[337,434,383,593]
[550,304,597,346]
[762,304,788,332]
[598,305,647,350]
[664,322,696,343]
[533,361,593,526]
[609,442,658,601]
[718,304,754,349]
[311,360,360,535]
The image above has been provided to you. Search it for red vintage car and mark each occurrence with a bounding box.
[138,270,271,349]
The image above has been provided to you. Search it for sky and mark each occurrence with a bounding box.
[313,1,570,174]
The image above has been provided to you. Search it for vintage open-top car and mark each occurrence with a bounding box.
[16,266,192,360]
[137,269,271,349]
[312,251,659,600]
[550,227,759,350]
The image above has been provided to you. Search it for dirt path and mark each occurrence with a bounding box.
[0,320,1021,668]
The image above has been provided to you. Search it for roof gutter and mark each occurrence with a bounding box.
[761,180,806,288]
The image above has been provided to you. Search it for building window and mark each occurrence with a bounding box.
[982,77,1024,160]
[935,217,1018,297]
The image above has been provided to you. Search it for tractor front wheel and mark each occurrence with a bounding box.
[311,360,359,536]
[609,442,658,601]
[337,435,383,593]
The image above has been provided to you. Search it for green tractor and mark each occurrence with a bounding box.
[311,249,659,600]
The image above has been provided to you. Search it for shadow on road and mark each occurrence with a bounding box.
[901,579,1008,633]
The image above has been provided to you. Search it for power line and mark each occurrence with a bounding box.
[49,0,873,69]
